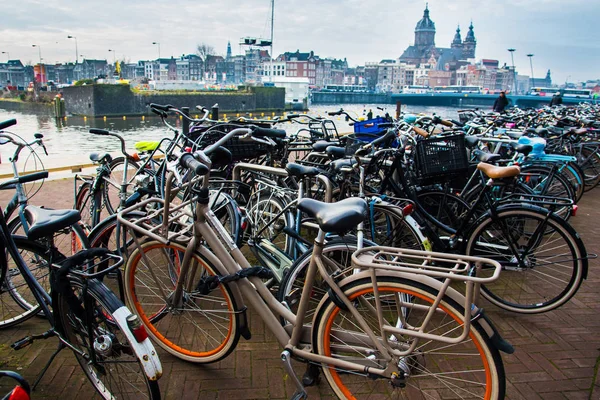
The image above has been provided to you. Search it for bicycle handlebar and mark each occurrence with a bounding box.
[89,129,131,158]
[0,119,17,131]
[251,126,287,139]
[179,152,209,175]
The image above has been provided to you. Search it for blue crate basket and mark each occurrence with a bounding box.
[353,117,388,134]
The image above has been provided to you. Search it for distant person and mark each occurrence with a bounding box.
[549,92,563,106]
[367,109,373,120]
[493,91,509,113]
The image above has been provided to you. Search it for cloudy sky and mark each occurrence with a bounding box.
[2,0,598,83]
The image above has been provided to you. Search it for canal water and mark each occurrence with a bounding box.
[0,104,470,170]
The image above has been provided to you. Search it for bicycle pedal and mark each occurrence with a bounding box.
[11,336,33,350]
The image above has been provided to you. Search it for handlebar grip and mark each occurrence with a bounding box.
[179,153,209,175]
[439,119,453,127]
[252,126,287,139]
[18,171,49,184]
[413,126,430,138]
[150,108,167,117]
[286,114,300,119]
[327,111,341,116]
[149,103,173,112]
[0,119,17,131]
[89,129,110,136]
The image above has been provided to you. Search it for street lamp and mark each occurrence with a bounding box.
[1,51,9,60]
[152,42,160,59]
[507,48,516,94]
[526,54,535,88]
[108,49,116,64]
[32,44,42,64]
[67,35,78,64]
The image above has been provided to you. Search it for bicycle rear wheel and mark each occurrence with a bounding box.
[124,241,240,363]
[466,208,586,313]
[312,276,505,399]
[58,278,160,399]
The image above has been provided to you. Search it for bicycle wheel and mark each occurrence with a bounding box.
[416,189,471,234]
[57,278,160,399]
[312,276,505,399]
[0,238,51,329]
[466,208,586,313]
[577,146,600,191]
[246,192,293,254]
[124,241,240,363]
[519,165,575,219]
[365,204,427,250]
[278,237,376,325]
[104,157,141,215]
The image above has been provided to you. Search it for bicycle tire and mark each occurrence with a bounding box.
[75,181,102,232]
[57,277,160,399]
[577,146,600,191]
[278,237,377,325]
[124,241,241,363]
[312,276,505,399]
[466,207,586,313]
[0,238,51,329]
[104,156,141,215]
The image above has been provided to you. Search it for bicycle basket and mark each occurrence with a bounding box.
[189,123,276,162]
[414,134,468,180]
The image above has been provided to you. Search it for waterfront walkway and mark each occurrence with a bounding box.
[0,178,599,399]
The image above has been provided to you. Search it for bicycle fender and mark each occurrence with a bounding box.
[331,270,511,351]
[112,306,163,380]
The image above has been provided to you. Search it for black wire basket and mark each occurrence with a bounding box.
[414,134,469,182]
[189,123,277,162]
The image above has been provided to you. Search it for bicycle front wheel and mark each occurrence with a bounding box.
[58,278,160,399]
[124,241,240,363]
[466,208,586,313]
[312,276,505,399]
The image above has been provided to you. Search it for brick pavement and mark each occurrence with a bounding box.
[0,178,599,399]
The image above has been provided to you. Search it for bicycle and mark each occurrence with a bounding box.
[0,179,162,398]
[117,126,513,398]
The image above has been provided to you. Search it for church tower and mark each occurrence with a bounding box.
[226,41,232,60]
[414,3,436,49]
[451,25,462,50]
[462,22,476,58]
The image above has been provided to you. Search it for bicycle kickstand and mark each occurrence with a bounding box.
[32,341,66,390]
[281,350,308,400]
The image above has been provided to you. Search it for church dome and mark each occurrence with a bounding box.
[464,22,476,42]
[415,4,436,32]
[452,26,462,45]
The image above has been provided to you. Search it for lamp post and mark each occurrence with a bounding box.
[152,42,160,60]
[507,48,516,94]
[2,52,11,84]
[67,35,78,64]
[32,44,44,84]
[526,54,535,90]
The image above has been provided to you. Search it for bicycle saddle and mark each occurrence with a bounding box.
[325,146,346,160]
[297,197,367,233]
[24,206,81,241]
[285,163,320,178]
[313,140,338,152]
[477,163,521,180]
[567,127,587,135]
[89,152,112,163]
[135,141,160,152]
[330,158,357,173]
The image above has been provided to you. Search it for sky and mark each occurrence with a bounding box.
[2,0,599,83]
